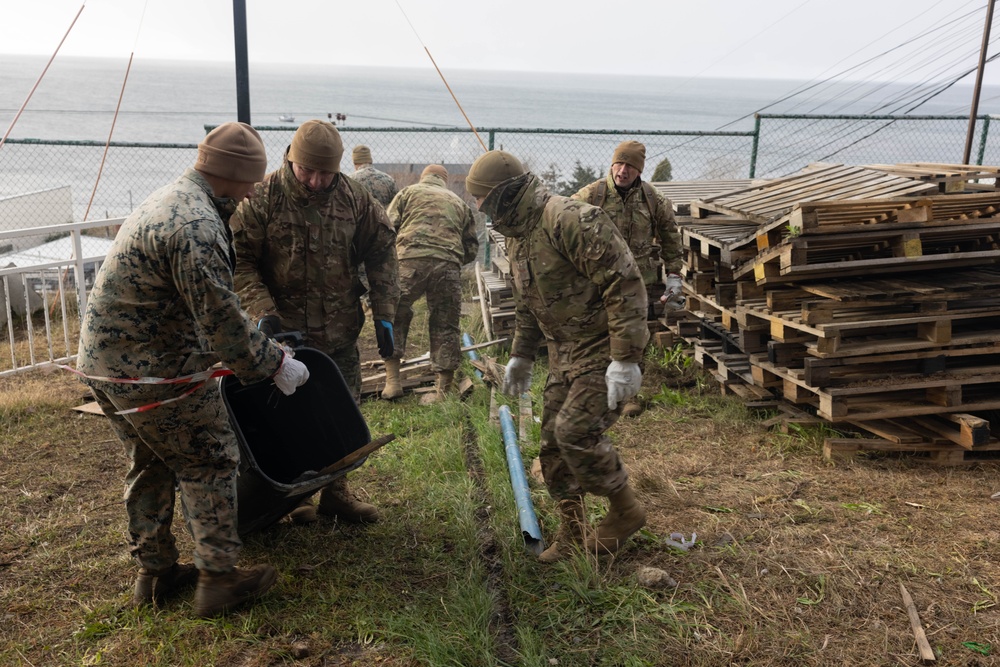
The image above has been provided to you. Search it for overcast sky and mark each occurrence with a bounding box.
[3,0,999,85]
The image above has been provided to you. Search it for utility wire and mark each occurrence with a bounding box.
[394,0,486,151]
[1,3,85,150]
[717,1,986,129]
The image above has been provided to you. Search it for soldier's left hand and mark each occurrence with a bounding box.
[661,272,684,310]
[374,320,394,358]
[605,360,642,410]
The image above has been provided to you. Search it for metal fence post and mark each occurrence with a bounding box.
[976,115,991,165]
[749,114,762,178]
[488,130,495,151]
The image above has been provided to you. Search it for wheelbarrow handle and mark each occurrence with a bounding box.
[313,433,396,477]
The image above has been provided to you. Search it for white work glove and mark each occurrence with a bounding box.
[660,271,684,310]
[502,356,533,397]
[273,354,310,396]
[605,360,642,410]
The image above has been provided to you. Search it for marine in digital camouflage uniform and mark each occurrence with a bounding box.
[466,150,649,562]
[230,120,399,524]
[77,122,299,615]
[349,145,399,208]
[382,164,478,403]
[572,140,681,417]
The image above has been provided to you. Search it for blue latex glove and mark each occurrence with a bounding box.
[257,315,281,338]
[374,320,394,358]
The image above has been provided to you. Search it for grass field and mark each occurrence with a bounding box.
[2,306,999,666]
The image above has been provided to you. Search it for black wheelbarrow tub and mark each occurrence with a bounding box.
[221,347,371,535]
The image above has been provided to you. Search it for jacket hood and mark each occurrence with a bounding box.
[281,148,337,206]
[480,172,549,238]
[420,173,448,188]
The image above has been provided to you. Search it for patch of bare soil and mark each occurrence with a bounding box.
[605,370,1000,666]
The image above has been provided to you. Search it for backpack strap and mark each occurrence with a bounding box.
[640,181,659,220]
[588,180,608,208]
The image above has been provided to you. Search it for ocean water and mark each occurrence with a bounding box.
[2,54,992,143]
[2,54,998,224]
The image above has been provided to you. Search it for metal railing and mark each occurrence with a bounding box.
[0,218,121,377]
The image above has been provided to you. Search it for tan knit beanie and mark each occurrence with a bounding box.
[352,145,373,165]
[421,164,448,180]
[612,140,646,173]
[289,120,344,173]
[465,150,525,197]
[195,122,267,183]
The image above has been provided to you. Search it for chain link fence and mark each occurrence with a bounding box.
[751,114,998,178]
[1,117,998,242]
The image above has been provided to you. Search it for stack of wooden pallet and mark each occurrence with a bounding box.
[673,162,1000,464]
[475,228,516,344]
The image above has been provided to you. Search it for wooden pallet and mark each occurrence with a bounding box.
[738,219,1000,284]
[739,295,1000,357]
[823,437,1000,466]
[864,163,1000,193]
[689,163,938,223]
[682,221,760,267]
[751,353,1000,420]
[652,179,758,214]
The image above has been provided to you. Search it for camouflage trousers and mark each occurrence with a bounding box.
[90,383,242,573]
[320,341,361,403]
[392,257,463,372]
[538,356,628,501]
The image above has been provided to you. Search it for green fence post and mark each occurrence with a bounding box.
[749,114,761,178]
[976,115,991,166]
[488,130,495,151]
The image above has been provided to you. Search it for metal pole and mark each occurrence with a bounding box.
[964,0,995,164]
[749,114,762,178]
[233,0,251,124]
[977,115,992,165]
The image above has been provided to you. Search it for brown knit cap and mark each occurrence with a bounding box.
[612,140,646,173]
[352,145,373,165]
[465,150,525,197]
[421,164,448,180]
[195,122,267,183]
[289,120,343,173]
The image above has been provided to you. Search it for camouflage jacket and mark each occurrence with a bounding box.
[387,173,479,265]
[349,165,398,208]
[230,156,399,349]
[77,168,283,392]
[481,173,649,372]
[573,171,680,284]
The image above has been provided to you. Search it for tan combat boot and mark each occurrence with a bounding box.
[621,398,644,418]
[587,484,646,555]
[133,562,199,606]
[318,477,379,523]
[420,370,454,405]
[288,496,318,524]
[193,564,277,617]
[538,496,588,564]
[381,358,403,400]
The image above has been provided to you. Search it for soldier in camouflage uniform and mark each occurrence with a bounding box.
[77,122,310,617]
[230,120,399,525]
[572,140,682,418]
[349,145,398,208]
[466,150,649,563]
[382,164,478,403]
[348,145,398,306]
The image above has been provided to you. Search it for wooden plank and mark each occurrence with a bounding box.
[899,583,936,663]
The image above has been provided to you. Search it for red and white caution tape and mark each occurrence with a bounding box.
[57,364,235,415]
